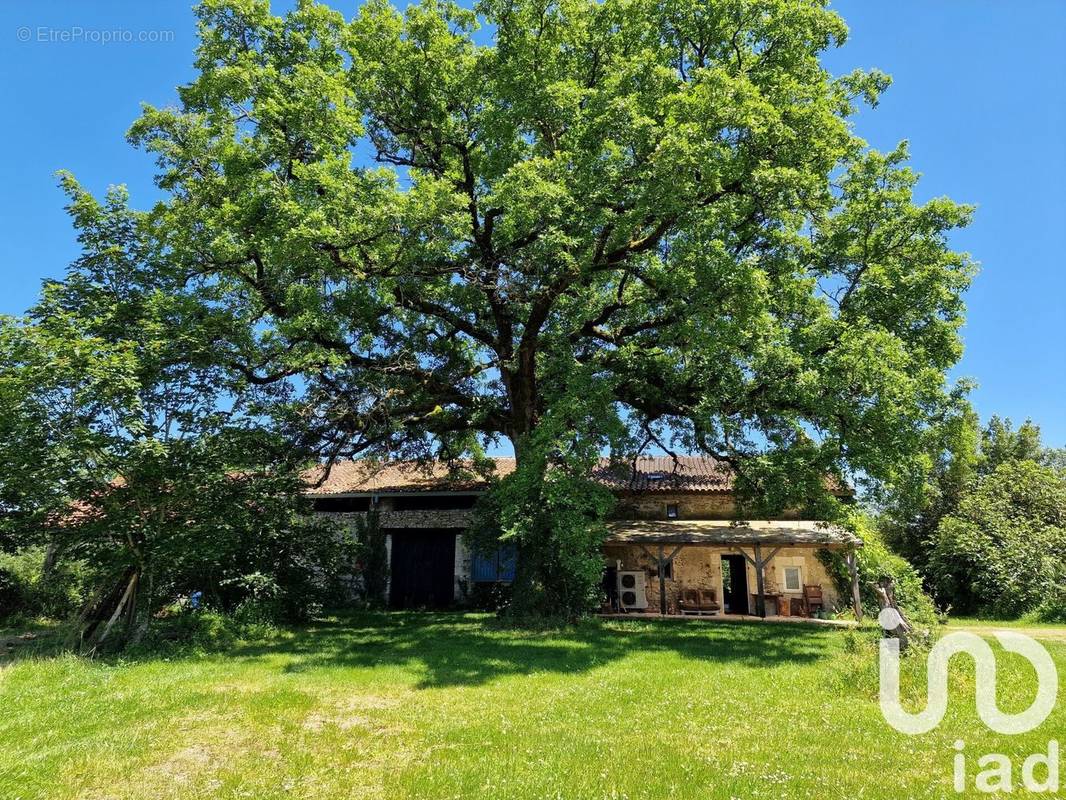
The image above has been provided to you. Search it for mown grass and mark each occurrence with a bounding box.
[945,616,1066,632]
[1,612,1063,799]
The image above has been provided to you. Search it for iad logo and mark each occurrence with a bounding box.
[878,609,1060,793]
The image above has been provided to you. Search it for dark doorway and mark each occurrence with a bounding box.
[389,530,457,609]
[721,554,749,614]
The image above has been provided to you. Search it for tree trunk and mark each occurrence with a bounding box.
[874,575,912,651]
[86,570,139,654]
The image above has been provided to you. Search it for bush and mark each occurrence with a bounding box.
[0,566,26,619]
[1031,585,1066,624]
[0,547,90,621]
[126,607,279,656]
[819,515,939,629]
[465,581,513,611]
[928,461,1065,617]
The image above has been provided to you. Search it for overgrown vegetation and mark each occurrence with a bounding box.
[882,414,1066,620]
[818,516,938,629]
[0,179,351,645]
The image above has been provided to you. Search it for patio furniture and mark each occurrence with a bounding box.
[698,589,721,615]
[678,588,701,615]
[751,592,783,616]
[803,585,824,616]
[678,588,720,615]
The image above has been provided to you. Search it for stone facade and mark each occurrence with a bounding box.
[315,493,839,612]
[604,542,840,614]
[611,492,806,521]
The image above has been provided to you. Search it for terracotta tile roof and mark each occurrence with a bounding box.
[591,456,735,493]
[303,455,746,496]
[303,458,517,495]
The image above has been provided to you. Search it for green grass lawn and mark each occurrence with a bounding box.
[945,616,1066,632]
[2,612,1064,799]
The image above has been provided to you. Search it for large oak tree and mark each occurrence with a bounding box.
[99,0,972,612]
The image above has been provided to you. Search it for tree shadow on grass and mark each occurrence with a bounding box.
[228,611,844,689]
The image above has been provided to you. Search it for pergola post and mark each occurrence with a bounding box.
[658,544,667,616]
[753,543,766,618]
[846,546,863,621]
[640,544,686,615]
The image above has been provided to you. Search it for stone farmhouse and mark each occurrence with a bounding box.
[305,456,863,619]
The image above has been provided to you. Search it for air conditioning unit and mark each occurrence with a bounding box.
[617,570,648,610]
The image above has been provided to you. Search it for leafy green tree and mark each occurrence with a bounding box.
[882,413,1064,598]
[978,415,1044,474]
[0,177,341,641]
[79,0,973,615]
[929,461,1066,617]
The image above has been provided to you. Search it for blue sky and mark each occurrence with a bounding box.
[1,1,1063,445]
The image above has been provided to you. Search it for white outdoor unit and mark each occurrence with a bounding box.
[617,570,648,610]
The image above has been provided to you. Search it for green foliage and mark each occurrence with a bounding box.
[0,548,90,621]
[124,0,971,523]
[18,0,978,618]
[0,567,25,620]
[0,171,347,638]
[468,371,624,618]
[881,412,1066,621]
[353,510,388,606]
[1032,585,1066,624]
[818,515,938,628]
[929,460,1066,617]
[126,607,280,656]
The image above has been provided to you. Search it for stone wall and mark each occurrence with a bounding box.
[315,496,838,612]
[604,543,841,614]
[611,492,806,521]
[317,509,474,529]
[318,511,472,603]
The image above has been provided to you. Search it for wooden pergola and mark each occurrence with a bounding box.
[605,520,864,620]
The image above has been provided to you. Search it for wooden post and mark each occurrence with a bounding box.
[846,547,863,621]
[753,543,766,618]
[658,544,667,615]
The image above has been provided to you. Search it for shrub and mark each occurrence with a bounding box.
[0,566,26,619]
[0,547,90,621]
[1031,585,1066,624]
[928,461,1065,617]
[126,607,279,656]
[819,515,938,629]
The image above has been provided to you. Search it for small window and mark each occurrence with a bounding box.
[654,560,674,580]
[783,566,802,592]
[666,503,679,519]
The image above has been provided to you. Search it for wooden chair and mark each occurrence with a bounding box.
[698,589,721,615]
[678,588,701,615]
[803,585,824,616]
